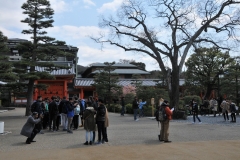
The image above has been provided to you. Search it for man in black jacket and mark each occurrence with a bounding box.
[132,97,139,121]
[96,99,106,144]
[32,96,44,134]
[49,96,59,132]
[58,97,68,131]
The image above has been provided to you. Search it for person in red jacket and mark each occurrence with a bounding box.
[160,100,173,143]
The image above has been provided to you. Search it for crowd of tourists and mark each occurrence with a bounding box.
[190,97,238,123]
[20,94,238,145]
[20,95,109,145]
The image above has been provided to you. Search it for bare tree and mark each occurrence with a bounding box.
[92,0,240,111]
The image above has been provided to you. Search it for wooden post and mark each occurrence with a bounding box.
[151,98,155,117]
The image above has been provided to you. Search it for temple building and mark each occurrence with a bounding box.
[1,38,186,106]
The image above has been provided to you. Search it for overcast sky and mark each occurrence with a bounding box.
[0,0,161,71]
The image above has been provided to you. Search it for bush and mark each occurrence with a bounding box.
[125,103,133,114]
[124,93,135,104]
[183,95,201,106]
[143,105,155,117]
[106,104,121,113]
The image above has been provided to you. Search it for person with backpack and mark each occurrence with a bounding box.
[96,98,106,144]
[48,96,59,132]
[58,96,68,131]
[159,100,173,143]
[192,99,202,124]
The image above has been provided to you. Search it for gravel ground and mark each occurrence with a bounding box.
[1,108,240,151]
[0,108,240,160]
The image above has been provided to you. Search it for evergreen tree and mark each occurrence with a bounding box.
[185,47,234,99]
[0,31,19,82]
[17,0,72,115]
[92,62,122,107]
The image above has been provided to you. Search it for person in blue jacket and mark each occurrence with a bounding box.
[138,99,146,118]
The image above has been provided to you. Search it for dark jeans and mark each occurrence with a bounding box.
[42,112,49,129]
[193,113,201,122]
[26,128,38,143]
[93,131,95,142]
[231,112,236,122]
[223,110,229,120]
[34,120,42,133]
[49,114,57,130]
[121,106,125,115]
[139,109,144,117]
[72,115,79,129]
[103,127,108,142]
[133,109,138,120]
[97,121,106,142]
[56,115,61,130]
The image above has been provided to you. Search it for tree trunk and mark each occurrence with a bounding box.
[25,79,34,116]
[169,67,180,111]
[204,84,213,100]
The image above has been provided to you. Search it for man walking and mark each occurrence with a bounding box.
[192,99,202,124]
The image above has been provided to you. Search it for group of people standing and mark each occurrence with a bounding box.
[20,95,109,145]
[190,97,238,123]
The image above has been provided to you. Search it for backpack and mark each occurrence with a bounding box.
[74,105,80,115]
[62,102,68,114]
[31,102,37,113]
[99,106,106,117]
[155,106,167,122]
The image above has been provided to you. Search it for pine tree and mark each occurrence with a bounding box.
[0,31,18,82]
[92,62,122,107]
[17,0,72,115]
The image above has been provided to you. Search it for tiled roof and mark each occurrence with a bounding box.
[90,63,137,68]
[75,78,185,87]
[92,69,150,75]
[35,61,76,76]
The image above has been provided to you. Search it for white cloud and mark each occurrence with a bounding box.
[49,0,69,13]
[46,25,108,42]
[0,27,30,40]
[83,0,96,6]
[97,0,124,13]
[82,0,96,9]
[0,0,27,30]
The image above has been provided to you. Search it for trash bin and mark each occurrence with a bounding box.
[0,121,4,134]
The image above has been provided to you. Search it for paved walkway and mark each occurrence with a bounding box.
[0,108,240,160]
